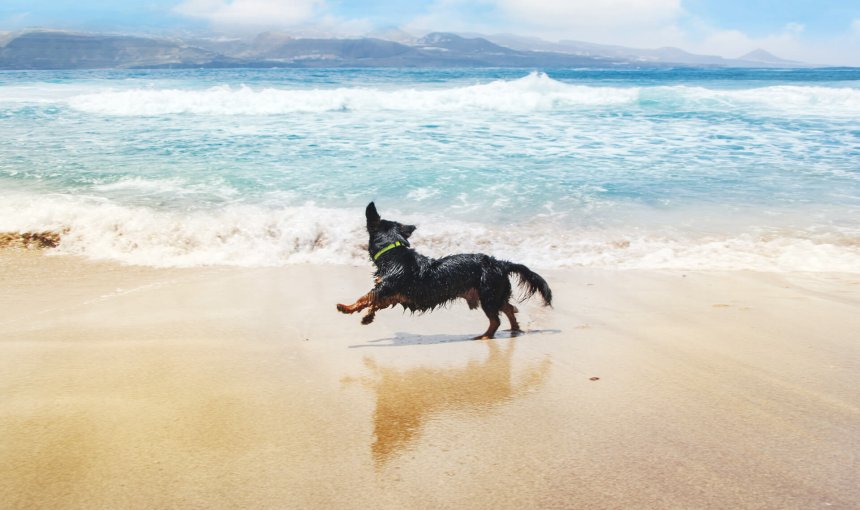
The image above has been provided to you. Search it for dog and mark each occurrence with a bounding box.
[336,202,552,339]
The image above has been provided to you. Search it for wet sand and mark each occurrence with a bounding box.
[1,250,859,509]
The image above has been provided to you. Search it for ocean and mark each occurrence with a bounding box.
[1,67,859,271]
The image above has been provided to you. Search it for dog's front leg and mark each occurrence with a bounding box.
[339,282,406,324]
[339,294,379,324]
[361,308,377,324]
[337,291,374,315]
[359,293,408,325]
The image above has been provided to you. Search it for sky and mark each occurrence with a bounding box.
[1,1,859,65]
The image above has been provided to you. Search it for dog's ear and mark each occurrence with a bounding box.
[366,202,380,227]
[400,224,416,239]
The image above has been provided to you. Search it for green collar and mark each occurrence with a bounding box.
[373,241,404,261]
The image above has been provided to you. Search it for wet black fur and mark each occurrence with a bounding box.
[362,202,552,327]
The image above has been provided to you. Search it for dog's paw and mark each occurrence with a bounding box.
[361,314,375,325]
[472,334,493,340]
[336,303,351,314]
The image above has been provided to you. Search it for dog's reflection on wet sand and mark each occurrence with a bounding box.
[344,339,551,467]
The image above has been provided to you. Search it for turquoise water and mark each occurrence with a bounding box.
[1,68,859,270]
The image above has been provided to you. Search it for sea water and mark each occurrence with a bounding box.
[1,67,858,271]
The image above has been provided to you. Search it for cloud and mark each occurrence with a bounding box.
[402,0,500,36]
[405,0,686,47]
[173,0,323,28]
[681,21,860,66]
[495,0,682,30]
[852,18,860,34]
[678,19,814,62]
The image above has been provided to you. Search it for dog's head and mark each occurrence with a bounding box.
[365,202,416,253]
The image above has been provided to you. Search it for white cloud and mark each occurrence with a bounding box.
[313,15,374,36]
[496,0,682,30]
[403,0,500,37]
[174,0,324,28]
[405,0,687,47]
[690,23,812,63]
[852,18,860,34]
[497,0,686,46]
[683,22,860,66]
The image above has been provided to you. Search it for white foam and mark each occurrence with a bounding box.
[1,192,858,272]
[651,84,860,116]
[92,177,188,193]
[62,72,636,115]
[40,73,860,117]
[0,194,364,267]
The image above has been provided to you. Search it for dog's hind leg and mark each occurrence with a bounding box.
[502,303,522,333]
[475,310,501,340]
[474,264,512,339]
[475,267,510,339]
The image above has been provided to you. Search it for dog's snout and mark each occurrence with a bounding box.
[401,224,417,238]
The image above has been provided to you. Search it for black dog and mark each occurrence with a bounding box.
[337,202,552,339]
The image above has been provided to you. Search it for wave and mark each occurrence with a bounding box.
[1,193,858,272]
[62,72,635,115]
[27,72,854,117]
[642,84,860,116]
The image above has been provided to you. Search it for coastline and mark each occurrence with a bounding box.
[1,249,859,509]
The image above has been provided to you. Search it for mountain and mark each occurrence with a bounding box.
[253,37,415,61]
[738,48,803,66]
[409,33,623,66]
[416,32,513,54]
[0,29,625,69]
[0,30,223,69]
[0,29,809,70]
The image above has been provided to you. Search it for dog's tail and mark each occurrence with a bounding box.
[505,263,553,307]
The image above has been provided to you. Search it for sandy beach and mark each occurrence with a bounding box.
[1,249,858,509]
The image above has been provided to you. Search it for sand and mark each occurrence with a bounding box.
[1,249,859,509]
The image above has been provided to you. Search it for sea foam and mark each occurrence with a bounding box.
[53,72,860,117]
[1,193,857,272]
[63,73,635,115]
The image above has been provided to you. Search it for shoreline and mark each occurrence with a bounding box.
[1,249,859,508]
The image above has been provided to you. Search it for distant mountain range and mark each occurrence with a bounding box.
[479,34,806,67]
[0,29,809,70]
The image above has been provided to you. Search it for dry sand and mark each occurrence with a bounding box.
[1,249,858,509]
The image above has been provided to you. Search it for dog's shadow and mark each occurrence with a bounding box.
[348,328,561,348]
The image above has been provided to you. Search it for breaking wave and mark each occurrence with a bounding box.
[1,193,858,272]
[64,72,634,115]
[49,72,860,117]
